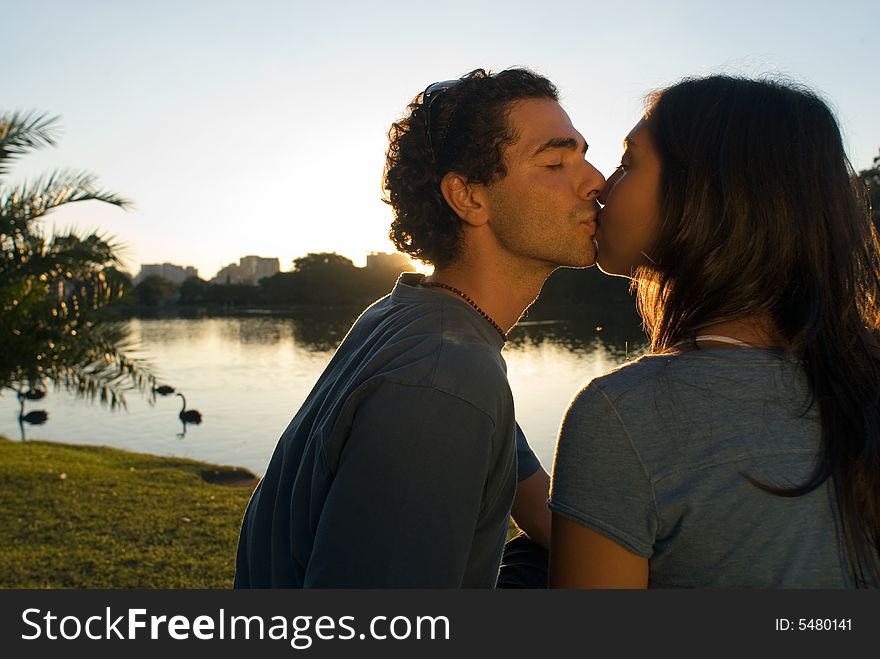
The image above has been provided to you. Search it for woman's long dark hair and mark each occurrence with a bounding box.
[638,75,880,586]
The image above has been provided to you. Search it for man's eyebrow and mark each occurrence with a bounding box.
[532,137,588,157]
[623,136,638,150]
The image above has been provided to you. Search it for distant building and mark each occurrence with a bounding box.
[211,255,280,285]
[135,263,198,285]
[365,252,415,273]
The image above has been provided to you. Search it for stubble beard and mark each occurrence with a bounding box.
[491,203,597,273]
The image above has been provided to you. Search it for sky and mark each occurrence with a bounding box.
[2,0,878,280]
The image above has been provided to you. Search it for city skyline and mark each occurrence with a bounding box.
[134,249,417,283]
[3,0,878,278]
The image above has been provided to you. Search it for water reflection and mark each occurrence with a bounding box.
[511,302,646,357]
[288,307,364,351]
[130,310,364,352]
[125,303,647,355]
[201,303,648,355]
[218,317,291,345]
[133,312,213,343]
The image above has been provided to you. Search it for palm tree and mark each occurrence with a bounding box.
[0,110,155,409]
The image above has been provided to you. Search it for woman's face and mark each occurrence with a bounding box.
[595,119,663,277]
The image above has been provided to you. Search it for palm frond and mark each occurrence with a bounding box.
[0,169,132,227]
[2,319,157,410]
[0,111,61,177]
[47,230,125,268]
[57,321,157,409]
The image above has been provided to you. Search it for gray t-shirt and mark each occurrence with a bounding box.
[235,272,536,588]
[550,347,855,588]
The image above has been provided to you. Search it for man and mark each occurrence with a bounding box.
[234,68,604,587]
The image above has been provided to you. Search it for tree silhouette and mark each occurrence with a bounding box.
[134,275,178,306]
[178,276,209,305]
[288,252,361,304]
[0,111,155,408]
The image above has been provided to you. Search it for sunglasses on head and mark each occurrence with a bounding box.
[421,78,463,164]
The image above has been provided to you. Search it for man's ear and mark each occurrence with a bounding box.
[439,172,490,227]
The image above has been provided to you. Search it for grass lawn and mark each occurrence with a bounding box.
[0,436,258,588]
[1,436,524,588]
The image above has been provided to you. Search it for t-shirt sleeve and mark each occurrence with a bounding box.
[549,381,657,557]
[515,421,541,482]
[304,382,498,587]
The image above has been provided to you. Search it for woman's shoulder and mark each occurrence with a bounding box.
[579,348,802,410]
[561,355,666,428]
[583,352,678,400]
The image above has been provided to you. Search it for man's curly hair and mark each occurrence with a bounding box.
[382,68,559,267]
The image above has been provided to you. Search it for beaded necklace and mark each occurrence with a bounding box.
[419,281,507,342]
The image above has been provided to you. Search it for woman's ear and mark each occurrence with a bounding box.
[439,172,490,228]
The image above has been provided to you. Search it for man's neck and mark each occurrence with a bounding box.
[428,256,555,336]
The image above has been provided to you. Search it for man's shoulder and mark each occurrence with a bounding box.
[334,282,511,421]
[433,333,505,382]
[352,286,505,373]
[429,334,511,422]
[344,287,444,353]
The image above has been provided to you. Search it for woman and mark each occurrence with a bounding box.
[549,75,880,588]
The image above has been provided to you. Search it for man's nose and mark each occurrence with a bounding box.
[579,161,605,201]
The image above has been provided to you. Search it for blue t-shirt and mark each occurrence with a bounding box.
[550,347,859,588]
[235,272,537,588]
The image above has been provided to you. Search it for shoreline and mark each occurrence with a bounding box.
[0,434,259,486]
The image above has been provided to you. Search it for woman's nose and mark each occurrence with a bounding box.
[598,170,621,205]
